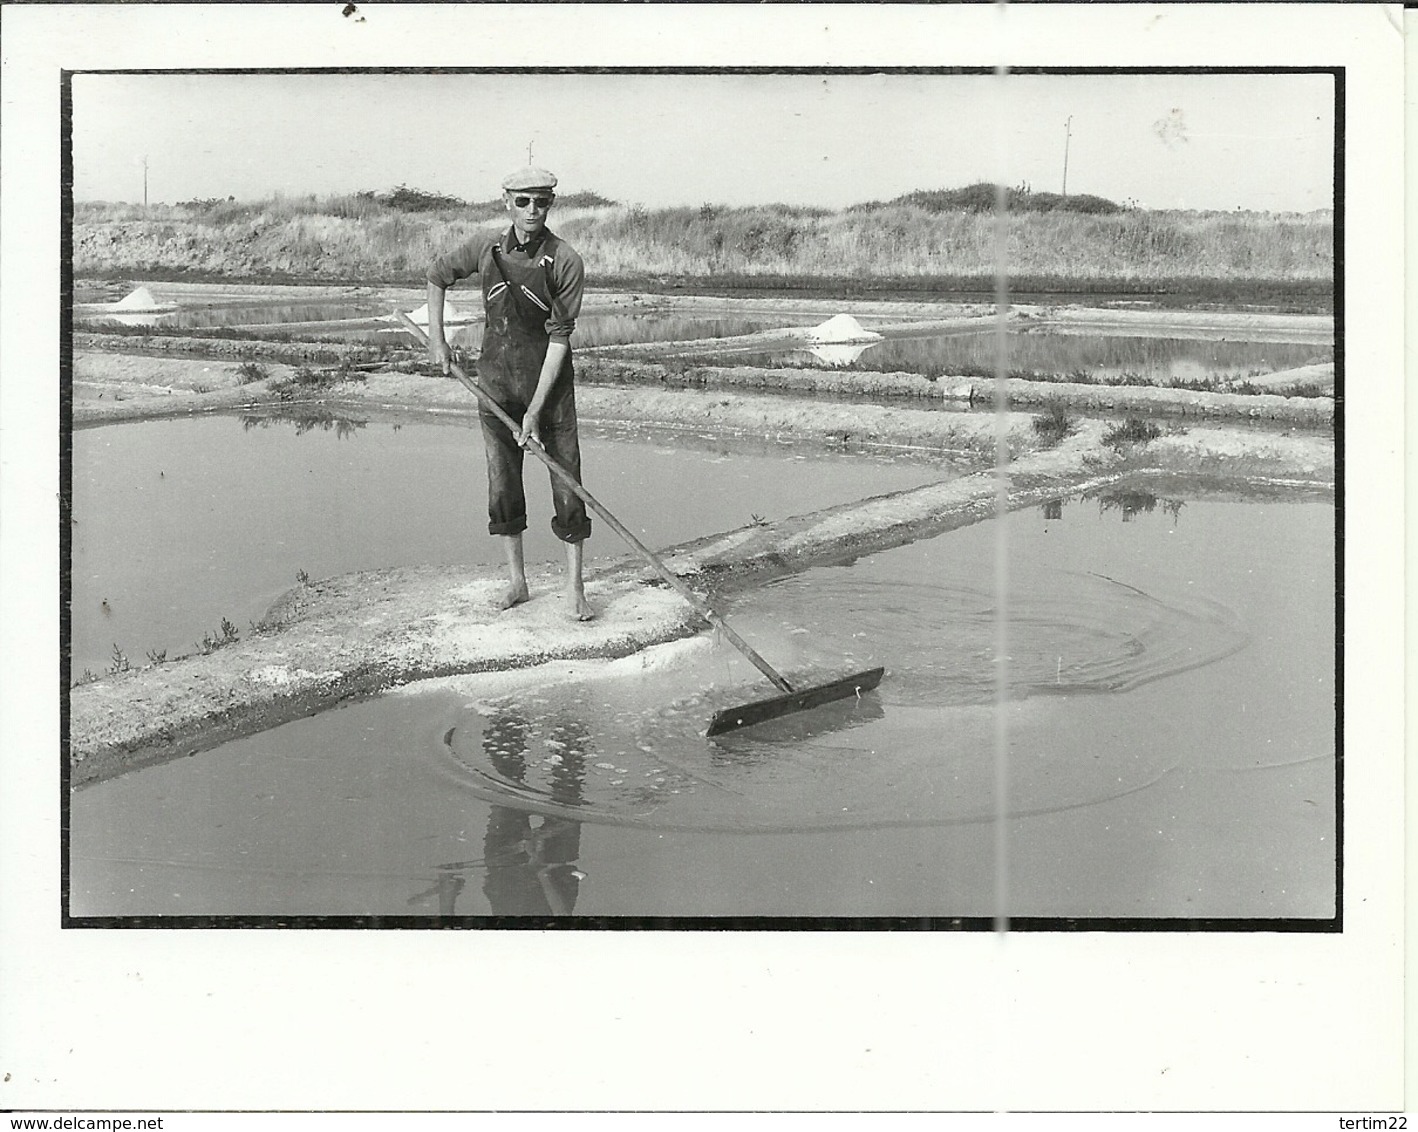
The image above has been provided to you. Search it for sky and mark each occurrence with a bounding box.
[72,70,1335,212]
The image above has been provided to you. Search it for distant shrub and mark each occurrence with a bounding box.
[384,185,466,212]
[178,195,236,209]
[552,190,618,209]
[269,360,368,401]
[196,617,240,655]
[1031,404,1074,445]
[1020,191,1121,215]
[235,361,270,384]
[327,192,386,221]
[1103,416,1163,448]
[176,196,256,225]
[890,183,1123,216]
[898,184,1000,213]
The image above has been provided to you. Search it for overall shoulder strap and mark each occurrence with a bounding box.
[488,242,512,284]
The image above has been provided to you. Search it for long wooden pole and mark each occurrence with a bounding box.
[397,311,794,695]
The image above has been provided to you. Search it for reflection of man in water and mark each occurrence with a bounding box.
[481,711,587,916]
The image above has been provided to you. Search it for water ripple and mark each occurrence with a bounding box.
[435,564,1246,833]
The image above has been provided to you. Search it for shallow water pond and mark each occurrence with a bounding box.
[428,313,786,352]
[77,289,1331,387]
[69,486,1335,921]
[82,304,786,351]
[686,330,1332,385]
[69,413,959,677]
[92,299,392,331]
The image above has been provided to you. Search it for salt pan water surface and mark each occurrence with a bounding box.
[78,304,783,349]
[435,555,1248,833]
[69,413,954,676]
[689,330,1330,384]
[68,485,1335,920]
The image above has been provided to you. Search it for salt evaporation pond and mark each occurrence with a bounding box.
[68,485,1335,922]
[69,413,961,678]
[78,304,785,350]
[684,330,1331,386]
[75,289,1331,388]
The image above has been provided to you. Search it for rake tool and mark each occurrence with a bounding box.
[397,311,884,736]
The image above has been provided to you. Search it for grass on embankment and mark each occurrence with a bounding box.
[74,186,1333,299]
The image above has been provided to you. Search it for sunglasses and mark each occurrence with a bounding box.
[512,194,554,209]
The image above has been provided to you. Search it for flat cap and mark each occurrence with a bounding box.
[501,166,558,192]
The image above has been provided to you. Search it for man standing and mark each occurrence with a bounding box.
[427,167,593,620]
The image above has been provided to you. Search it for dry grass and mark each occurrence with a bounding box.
[74,194,1333,286]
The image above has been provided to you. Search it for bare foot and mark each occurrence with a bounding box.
[567,590,595,621]
[498,581,531,610]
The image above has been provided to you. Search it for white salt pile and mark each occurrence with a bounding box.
[112,286,173,312]
[803,313,884,344]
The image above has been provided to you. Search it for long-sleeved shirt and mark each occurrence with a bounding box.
[428,226,585,343]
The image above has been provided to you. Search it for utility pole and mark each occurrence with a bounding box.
[526,141,533,165]
[1061,117,1072,197]
[142,155,149,208]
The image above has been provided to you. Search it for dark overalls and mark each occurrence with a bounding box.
[477,237,591,544]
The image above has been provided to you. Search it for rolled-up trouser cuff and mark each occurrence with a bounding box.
[552,516,592,543]
[488,517,530,537]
